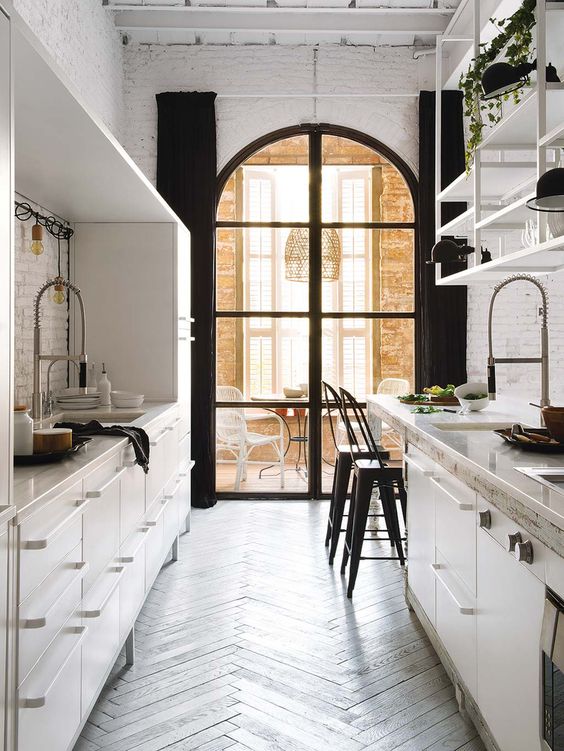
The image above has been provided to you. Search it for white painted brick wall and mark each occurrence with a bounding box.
[12,0,124,139]
[14,196,70,407]
[122,44,422,177]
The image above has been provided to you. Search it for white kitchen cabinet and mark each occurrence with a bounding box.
[0,1,11,482]
[433,472,476,595]
[71,223,190,410]
[477,525,545,751]
[17,618,85,751]
[405,447,437,625]
[433,550,476,697]
[0,8,13,746]
[83,460,122,591]
[0,524,10,751]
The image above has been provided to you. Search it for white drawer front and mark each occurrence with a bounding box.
[120,445,146,543]
[81,566,122,712]
[434,475,476,595]
[118,526,148,641]
[18,620,85,751]
[19,481,84,603]
[83,458,123,591]
[145,498,165,589]
[18,543,86,684]
[433,552,476,698]
[120,547,146,643]
[163,477,181,551]
[147,418,178,506]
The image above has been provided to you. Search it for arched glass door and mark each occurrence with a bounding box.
[216,127,416,498]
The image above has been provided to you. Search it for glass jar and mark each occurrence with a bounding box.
[14,405,33,455]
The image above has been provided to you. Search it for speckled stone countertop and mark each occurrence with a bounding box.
[367,395,564,558]
[12,402,177,522]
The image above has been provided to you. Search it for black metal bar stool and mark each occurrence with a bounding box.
[324,382,369,565]
[339,387,406,598]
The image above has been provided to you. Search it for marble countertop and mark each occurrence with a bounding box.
[12,401,177,522]
[367,395,564,556]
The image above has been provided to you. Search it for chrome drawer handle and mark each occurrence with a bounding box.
[118,529,149,564]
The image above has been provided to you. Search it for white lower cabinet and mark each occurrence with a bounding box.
[433,551,476,697]
[81,567,122,712]
[17,619,85,751]
[477,525,545,751]
[405,448,437,624]
[119,528,147,642]
[14,406,194,751]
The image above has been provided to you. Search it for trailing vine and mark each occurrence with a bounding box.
[459,0,537,171]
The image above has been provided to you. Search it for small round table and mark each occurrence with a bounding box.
[251,394,309,478]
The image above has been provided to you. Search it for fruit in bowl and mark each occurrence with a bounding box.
[454,382,489,412]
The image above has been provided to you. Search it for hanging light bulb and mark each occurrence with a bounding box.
[31,221,44,255]
[52,277,65,305]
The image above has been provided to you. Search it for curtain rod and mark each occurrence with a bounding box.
[215,92,419,98]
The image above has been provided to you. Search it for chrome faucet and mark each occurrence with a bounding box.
[32,278,88,420]
[487,274,549,409]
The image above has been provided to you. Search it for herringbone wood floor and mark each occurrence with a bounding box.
[75,501,485,751]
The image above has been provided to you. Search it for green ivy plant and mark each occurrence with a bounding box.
[459,0,537,171]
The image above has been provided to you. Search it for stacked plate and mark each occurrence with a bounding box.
[56,388,101,410]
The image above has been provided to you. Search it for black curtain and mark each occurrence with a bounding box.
[417,90,468,388]
[156,91,217,509]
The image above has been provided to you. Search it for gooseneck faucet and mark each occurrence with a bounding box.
[487,274,549,409]
[32,278,88,420]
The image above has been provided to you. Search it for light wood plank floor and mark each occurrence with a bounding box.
[75,501,484,751]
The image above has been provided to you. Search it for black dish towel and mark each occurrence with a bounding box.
[55,420,150,473]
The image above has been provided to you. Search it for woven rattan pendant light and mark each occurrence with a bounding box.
[284,228,341,282]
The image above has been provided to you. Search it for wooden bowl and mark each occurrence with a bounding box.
[541,407,564,443]
[33,428,72,454]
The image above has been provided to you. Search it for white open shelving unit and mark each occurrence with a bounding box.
[434,0,564,286]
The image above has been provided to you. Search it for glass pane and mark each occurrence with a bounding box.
[321,229,414,313]
[217,317,309,401]
[322,135,414,223]
[217,135,309,223]
[321,317,414,401]
[216,228,309,312]
[216,406,309,494]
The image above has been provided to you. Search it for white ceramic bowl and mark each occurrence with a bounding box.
[454,382,489,412]
[283,386,303,398]
[110,391,144,409]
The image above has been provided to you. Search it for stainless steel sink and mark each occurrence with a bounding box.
[516,467,564,495]
[431,422,517,432]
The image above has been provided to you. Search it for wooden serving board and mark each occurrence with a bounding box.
[399,398,458,406]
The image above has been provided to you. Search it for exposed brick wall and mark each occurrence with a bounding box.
[14,195,70,407]
[12,0,124,139]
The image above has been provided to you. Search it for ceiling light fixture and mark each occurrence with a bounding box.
[285,228,342,282]
[481,60,560,100]
[526,168,564,212]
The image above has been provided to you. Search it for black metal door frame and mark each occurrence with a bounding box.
[216,124,418,500]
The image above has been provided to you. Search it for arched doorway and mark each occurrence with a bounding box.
[215,125,418,498]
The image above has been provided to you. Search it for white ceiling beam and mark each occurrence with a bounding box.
[111,6,454,36]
